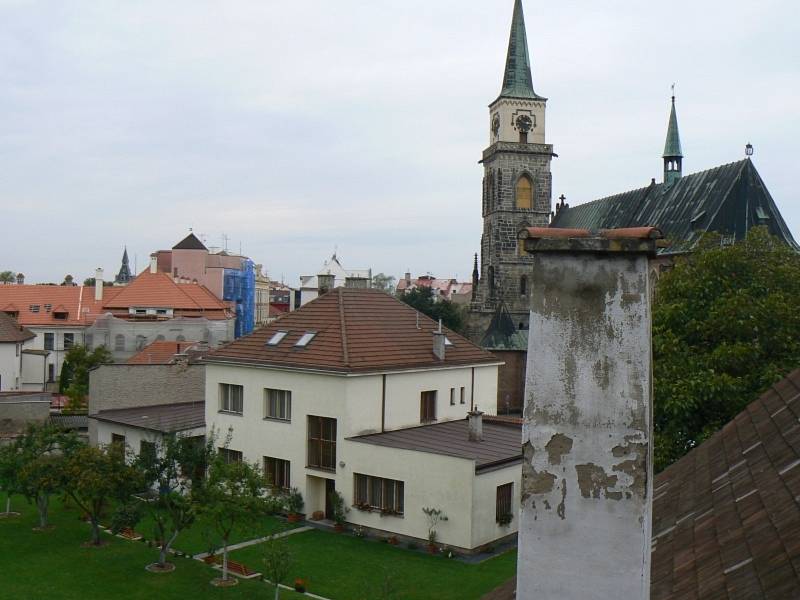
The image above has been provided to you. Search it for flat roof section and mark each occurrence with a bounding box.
[91,401,205,433]
[348,418,522,473]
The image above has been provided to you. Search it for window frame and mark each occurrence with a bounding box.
[219,383,244,415]
[420,390,437,423]
[263,456,291,491]
[307,415,337,472]
[43,332,55,351]
[449,387,455,406]
[264,388,292,422]
[353,473,405,516]
[460,386,466,405]
[219,447,243,464]
[63,332,75,349]
[496,482,514,524]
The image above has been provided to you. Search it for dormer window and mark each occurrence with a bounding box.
[295,332,316,347]
[53,311,68,320]
[44,304,52,312]
[30,305,40,313]
[267,331,288,346]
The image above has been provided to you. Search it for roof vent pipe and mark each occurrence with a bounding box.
[94,268,104,301]
[468,408,484,442]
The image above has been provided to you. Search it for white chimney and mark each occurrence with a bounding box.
[432,319,446,361]
[94,268,104,301]
[149,255,158,274]
[468,408,484,442]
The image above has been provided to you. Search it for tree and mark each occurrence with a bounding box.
[15,423,82,529]
[653,227,800,470]
[371,273,396,294]
[262,532,292,600]
[0,271,15,284]
[399,286,465,333]
[196,450,273,585]
[62,445,143,545]
[0,444,23,516]
[133,434,214,570]
[59,345,113,411]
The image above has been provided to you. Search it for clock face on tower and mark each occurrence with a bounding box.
[491,114,500,137]
[515,114,533,133]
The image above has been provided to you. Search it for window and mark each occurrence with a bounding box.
[450,388,455,406]
[140,440,157,463]
[515,175,533,209]
[85,334,93,350]
[520,275,528,297]
[63,333,74,349]
[44,332,54,351]
[264,388,291,421]
[444,337,453,347]
[44,304,52,312]
[47,364,55,382]
[496,483,514,523]
[219,383,244,414]
[488,266,495,296]
[267,331,288,346]
[176,334,186,342]
[114,334,126,351]
[135,335,147,350]
[354,474,404,515]
[263,456,291,491]
[307,416,337,471]
[219,448,243,464]
[111,433,126,447]
[53,311,68,320]
[295,332,316,347]
[420,390,437,423]
[460,387,465,405]
[30,304,40,313]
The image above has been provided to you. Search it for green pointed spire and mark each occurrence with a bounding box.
[662,96,683,158]
[499,0,542,100]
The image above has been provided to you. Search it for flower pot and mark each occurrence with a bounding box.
[294,579,306,593]
[334,523,345,533]
[427,543,438,554]
[287,513,302,523]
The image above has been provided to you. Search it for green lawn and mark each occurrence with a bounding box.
[0,495,303,600]
[230,528,517,600]
[130,507,298,555]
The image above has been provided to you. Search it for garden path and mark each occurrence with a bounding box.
[192,525,313,559]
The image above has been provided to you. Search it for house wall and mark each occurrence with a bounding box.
[0,394,51,435]
[0,343,21,391]
[471,463,521,548]
[26,326,85,386]
[343,441,475,550]
[493,350,526,415]
[93,420,204,452]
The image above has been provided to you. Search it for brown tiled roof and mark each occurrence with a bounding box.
[206,288,500,374]
[481,368,800,600]
[126,340,199,365]
[651,368,800,599]
[90,401,205,433]
[348,418,521,472]
[0,311,35,343]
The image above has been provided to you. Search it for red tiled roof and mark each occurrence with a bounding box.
[103,270,230,316]
[207,287,500,374]
[126,340,199,365]
[0,285,121,327]
[0,311,35,343]
[523,226,663,240]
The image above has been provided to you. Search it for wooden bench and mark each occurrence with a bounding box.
[206,556,261,579]
[118,527,142,541]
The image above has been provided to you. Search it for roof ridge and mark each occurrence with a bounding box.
[338,288,349,366]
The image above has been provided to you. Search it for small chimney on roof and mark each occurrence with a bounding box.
[432,319,446,361]
[16,273,24,285]
[149,255,158,274]
[468,408,484,442]
[94,268,104,301]
[345,276,368,289]
[318,274,335,295]
[404,271,411,285]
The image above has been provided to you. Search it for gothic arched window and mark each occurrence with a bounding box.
[114,334,125,352]
[488,266,495,296]
[520,275,528,297]
[516,175,533,209]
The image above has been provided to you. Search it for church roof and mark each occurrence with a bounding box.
[172,233,207,251]
[663,97,683,158]
[480,302,528,351]
[551,159,799,253]
[498,0,545,101]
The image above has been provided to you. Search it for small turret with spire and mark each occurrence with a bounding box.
[114,246,132,285]
[663,87,683,186]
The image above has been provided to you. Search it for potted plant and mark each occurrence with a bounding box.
[387,535,399,546]
[294,577,306,593]
[497,512,513,527]
[330,490,349,532]
[284,488,304,523]
[422,507,448,554]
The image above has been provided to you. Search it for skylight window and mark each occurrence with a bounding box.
[295,332,317,347]
[267,331,288,346]
[444,337,454,347]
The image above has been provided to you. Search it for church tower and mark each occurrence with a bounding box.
[114,246,132,285]
[469,0,554,338]
[663,93,683,185]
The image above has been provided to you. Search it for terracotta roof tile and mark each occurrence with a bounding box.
[207,287,500,374]
[126,340,199,365]
[0,285,120,327]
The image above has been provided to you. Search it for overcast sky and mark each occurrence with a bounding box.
[2,0,798,286]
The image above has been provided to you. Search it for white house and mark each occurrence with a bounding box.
[0,312,40,392]
[204,287,521,552]
[298,253,372,306]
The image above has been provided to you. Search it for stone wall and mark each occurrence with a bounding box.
[493,349,526,414]
[0,393,50,437]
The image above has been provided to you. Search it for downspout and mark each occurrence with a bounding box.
[381,374,386,433]
[470,367,475,411]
